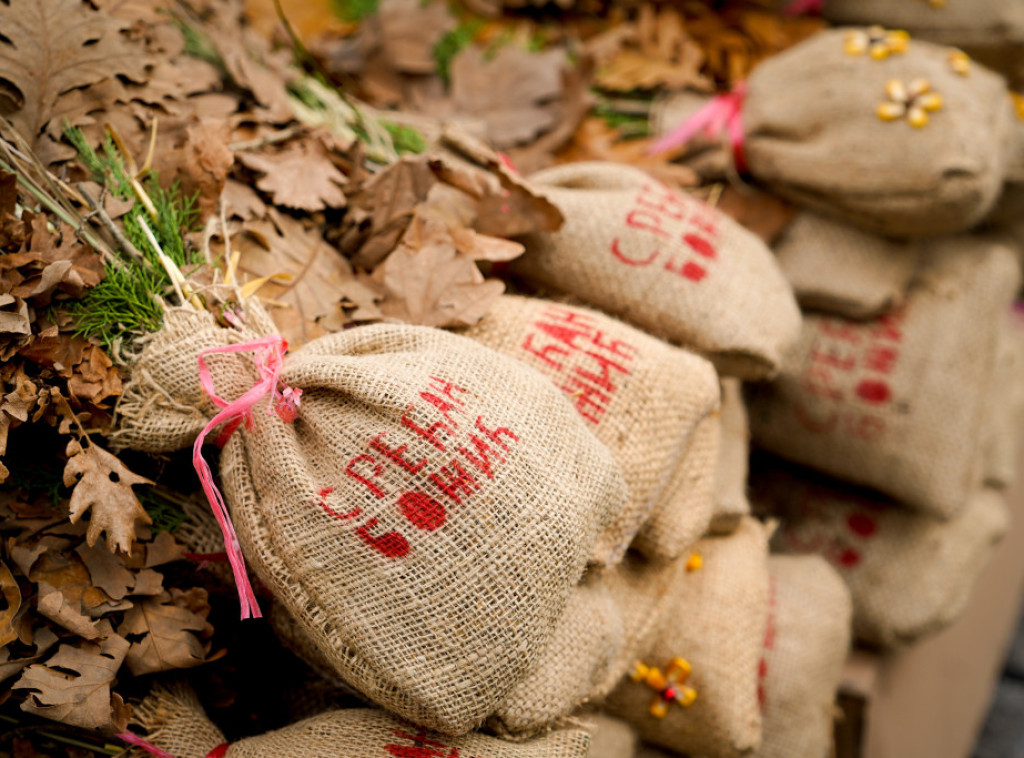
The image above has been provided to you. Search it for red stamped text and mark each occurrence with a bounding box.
[780,485,882,571]
[793,308,907,441]
[385,727,484,758]
[610,182,720,283]
[316,376,519,559]
[520,305,639,424]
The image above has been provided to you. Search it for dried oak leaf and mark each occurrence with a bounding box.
[0,627,58,685]
[238,140,348,212]
[178,119,236,219]
[450,45,567,149]
[0,558,22,647]
[0,0,150,146]
[378,0,457,75]
[372,205,519,328]
[63,440,152,555]
[14,625,131,732]
[36,581,103,641]
[594,7,712,93]
[117,589,213,676]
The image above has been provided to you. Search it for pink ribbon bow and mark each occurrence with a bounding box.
[192,335,302,620]
[647,82,749,174]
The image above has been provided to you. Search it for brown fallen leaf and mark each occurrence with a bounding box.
[144,531,185,569]
[36,581,103,641]
[74,543,135,601]
[238,139,348,212]
[711,184,797,244]
[450,45,567,149]
[0,558,22,647]
[117,590,213,676]
[178,119,236,219]
[377,0,456,75]
[14,625,131,732]
[0,627,58,685]
[63,440,153,555]
[0,0,150,146]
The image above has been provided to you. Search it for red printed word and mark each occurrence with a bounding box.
[610,182,720,282]
[757,576,778,711]
[793,308,907,441]
[385,728,486,758]
[317,376,520,559]
[780,485,882,571]
[520,306,639,424]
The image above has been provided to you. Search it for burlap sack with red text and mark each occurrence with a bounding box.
[754,556,851,758]
[602,519,770,758]
[823,2,1024,84]
[753,463,1010,648]
[114,303,626,735]
[709,379,751,536]
[773,212,921,320]
[133,685,592,758]
[509,162,801,380]
[581,713,639,758]
[720,31,1009,236]
[463,295,721,563]
[747,236,1021,519]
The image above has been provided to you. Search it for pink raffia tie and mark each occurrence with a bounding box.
[192,335,302,620]
[117,733,175,758]
[783,0,824,15]
[646,82,749,174]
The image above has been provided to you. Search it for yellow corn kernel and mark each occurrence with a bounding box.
[949,50,970,75]
[686,553,703,572]
[844,33,868,56]
[669,657,692,676]
[650,699,670,718]
[887,30,910,53]
[909,78,932,97]
[631,662,650,682]
[870,43,889,60]
[646,669,668,690]
[885,79,908,102]
[679,687,698,707]
[907,105,929,128]
[919,92,944,112]
[877,102,906,121]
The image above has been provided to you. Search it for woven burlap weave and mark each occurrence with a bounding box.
[708,379,751,536]
[114,303,627,735]
[743,31,1011,236]
[754,464,1010,648]
[463,295,721,564]
[753,556,851,758]
[747,235,1021,519]
[823,2,1024,83]
[133,685,592,758]
[509,161,801,380]
[983,316,1024,490]
[602,518,770,758]
[773,212,920,320]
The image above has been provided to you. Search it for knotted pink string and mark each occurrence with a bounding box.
[118,733,175,758]
[783,0,824,15]
[647,82,749,173]
[192,335,302,620]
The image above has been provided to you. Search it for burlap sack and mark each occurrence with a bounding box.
[747,235,1021,519]
[983,314,1024,490]
[631,414,721,560]
[708,379,751,536]
[602,518,771,758]
[114,303,627,734]
[727,30,1009,236]
[132,685,592,758]
[754,556,851,758]
[462,295,721,563]
[773,212,921,320]
[509,162,801,380]
[753,463,1010,648]
[580,712,639,758]
[823,2,1024,84]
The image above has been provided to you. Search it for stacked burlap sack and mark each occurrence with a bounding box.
[109,153,872,758]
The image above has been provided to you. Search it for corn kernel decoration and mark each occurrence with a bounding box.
[877,78,943,128]
[948,49,971,76]
[921,0,947,6]
[844,27,910,60]
[685,553,703,572]
[1013,92,1024,121]
[631,658,698,718]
